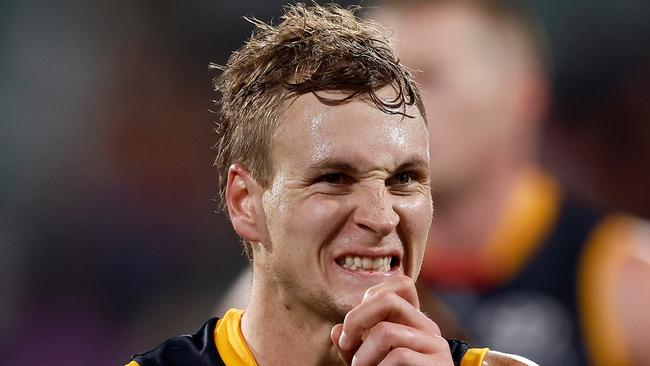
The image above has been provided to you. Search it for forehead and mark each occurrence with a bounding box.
[272,89,428,171]
[377,4,494,63]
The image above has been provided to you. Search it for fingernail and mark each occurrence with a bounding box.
[339,331,351,350]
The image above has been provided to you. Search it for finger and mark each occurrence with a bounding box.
[331,323,353,365]
[339,291,440,351]
[351,321,450,366]
[363,275,419,308]
[378,347,454,366]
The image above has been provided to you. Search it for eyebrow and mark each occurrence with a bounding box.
[305,157,429,175]
[395,158,429,172]
[305,160,359,175]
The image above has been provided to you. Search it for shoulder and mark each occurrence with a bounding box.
[580,214,650,365]
[126,317,224,366]
[605,216,650,365]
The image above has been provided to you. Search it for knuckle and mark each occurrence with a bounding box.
[364,286,379,299]
[385,347,412,363]
[374,321,395,338]
[420,313,442,336]
[398,275,414,288]
[426,334,451,356]
[437,336,451,351]
[377,288,398,303]
[429,320,441,336]
[365,287,398,307]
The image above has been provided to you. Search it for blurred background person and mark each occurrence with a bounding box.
[373,1,650,365]
[2,1,648,365]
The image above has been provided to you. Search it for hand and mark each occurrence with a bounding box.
[330,276,454,366]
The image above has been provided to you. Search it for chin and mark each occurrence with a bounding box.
[334,289,367,313]
[344,291,366,307]
[318,293,363,323]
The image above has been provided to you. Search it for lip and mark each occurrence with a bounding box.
[332,247,402,261]
[334,261,401,277]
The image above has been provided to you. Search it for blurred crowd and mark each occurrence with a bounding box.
[1,1,648,365]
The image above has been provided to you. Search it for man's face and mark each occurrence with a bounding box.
[257,88,432,322]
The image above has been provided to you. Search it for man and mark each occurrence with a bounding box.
[126,4,536,366]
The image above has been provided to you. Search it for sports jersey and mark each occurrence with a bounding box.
[419,168,637,366]
[125,308,490,366]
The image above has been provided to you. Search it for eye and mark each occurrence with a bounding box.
[387,171,417,186]
[317,172,353,185]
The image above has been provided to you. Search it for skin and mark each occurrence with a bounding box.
[225,87,452,365]
[613,224,650,366]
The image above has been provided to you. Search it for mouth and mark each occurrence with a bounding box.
[335,254,400,273]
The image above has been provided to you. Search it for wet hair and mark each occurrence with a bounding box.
[212,3,425,258]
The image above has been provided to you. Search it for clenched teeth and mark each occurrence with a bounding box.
[337,255,392,272]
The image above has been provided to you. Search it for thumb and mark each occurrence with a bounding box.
[331,323,354,365]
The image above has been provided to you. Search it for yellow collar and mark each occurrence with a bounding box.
[215,308,258,366]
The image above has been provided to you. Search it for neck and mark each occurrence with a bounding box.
[241,265,343,366]
[430,160,531,249]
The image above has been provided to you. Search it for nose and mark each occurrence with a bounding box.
[352,184,400,237]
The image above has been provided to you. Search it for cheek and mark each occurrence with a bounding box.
[282,195,349,244]
[397,197,433,241]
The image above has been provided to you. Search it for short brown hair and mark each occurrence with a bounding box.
[212,3,425,257]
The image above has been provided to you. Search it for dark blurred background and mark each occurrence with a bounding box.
[1,1,648,365]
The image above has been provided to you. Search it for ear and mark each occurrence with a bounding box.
[226,163,264,243]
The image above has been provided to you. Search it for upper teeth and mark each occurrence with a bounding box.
[339,255,392,272]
